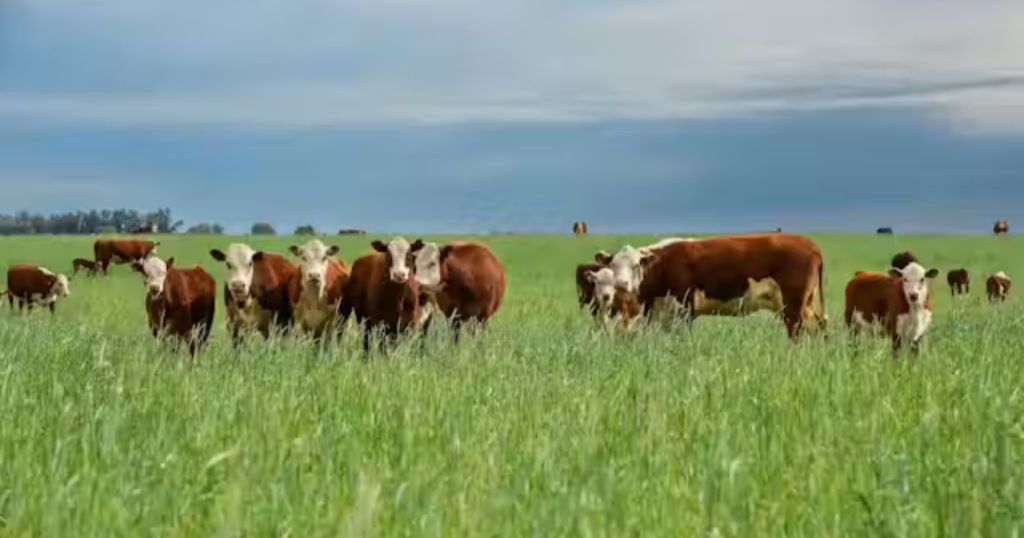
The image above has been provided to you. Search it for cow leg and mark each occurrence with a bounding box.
[48,303,55,314]
[451,319,463,345]
[891,333,903,359]
[362,327,373,354]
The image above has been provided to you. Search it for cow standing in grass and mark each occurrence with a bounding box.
[414,241,506,343]
[3,264,70,313]
[133,255,216,358]
[844,262,939,357]
[947,269,970,296]
[987,272,1012,302]
[288,239,350,344]
[210,244,300,346]
[94,238,159,275]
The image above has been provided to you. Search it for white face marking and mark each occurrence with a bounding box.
[51,274,70,299]
[293,239,338,298]
[219,244,257,301]
[586,267,616,310]
[414,242,443,290]
[994,271,1009,280]
[893,262,934,309]
[139,256,168,296]
[386,238,412,283]
[608,245,646,293]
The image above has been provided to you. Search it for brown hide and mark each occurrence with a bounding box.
[94,239,159,274]
[636,233,825,338]
[249,252,300,321]
[288,258,350,339]
[987,274,1011,302]
[994,220,1009,235]
[5,265,59,311]
[425,242,505,324]
[339,250,422,351]
[946,269,970,296]
[144,261,216,357]
[844,271,933,351]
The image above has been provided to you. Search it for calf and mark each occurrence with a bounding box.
[3,264,70,313]
[133,255,216,358]
[288,239,350,342]
[338,237,426,353]
[946,268,970,296]
[210,244,299,346]
[844,262,939,356]
[94,238,159,275]
[414,241,506,342]
[72,258,98,277]
[986,272,1011,302]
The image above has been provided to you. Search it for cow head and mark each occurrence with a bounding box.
[413,242,448,293]
[210,244,261,304]
[599,245,659,294]
[889,262,939,308]
[289,239,340,298]
[47,273,70,302]
[585,267,616,311]
[136,255,169,297]
[372,237,425,284]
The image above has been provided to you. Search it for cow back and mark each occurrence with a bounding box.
[435,242,505,320]
[6,265,56,298]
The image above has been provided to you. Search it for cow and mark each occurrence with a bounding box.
[573,221,588,235]
[338,229,367,235]
[209,244,300,346]
[891,251,918,271]
[599,233,826,338]
[287,239,350,343]
[877,227,894,234]
[414,241,506,343]
[994,220,1009,236]
[72,258,98,277]
[338,237,426,353]
[947,269,970,296]
[987,272,1011,302]
[2,264,70,313]
[844,262,939,356]
[131,255,216,358]
[94,238,160,275]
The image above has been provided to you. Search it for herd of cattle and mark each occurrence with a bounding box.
[0,232,1014,359]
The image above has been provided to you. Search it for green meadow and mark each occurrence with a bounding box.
[0,233,1022,537]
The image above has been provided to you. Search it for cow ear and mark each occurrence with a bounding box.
[252,251,264,262]
[371,240,387,253]
[210,249,226,262]
[410,239,425,252]
[888,268,902,278]
[594,251,612,265]
[640,252,659,268]
[439,245,454,263]
[288,245,302,257]
[166,258,175,269]
[926,268,940,279]
[326,245,340,257]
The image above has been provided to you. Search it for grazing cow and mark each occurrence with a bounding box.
[287,239,349,342]
[946,268,970,296]
[987,272,1012,302]
[414,241,506,342]
[600,233,826,338]
[2,264,70,313]
[573,221,588,235]
[209,244,300,345]
[994,220,1010,236]
[844,262,939,356]
[132,255,216,358]
[338,237,426,353]
[891,251,918,271]
[877,227,894,234]
[72,258,98,276]
[94,238,160,275]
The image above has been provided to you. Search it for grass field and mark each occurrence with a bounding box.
[1,233,1023,537]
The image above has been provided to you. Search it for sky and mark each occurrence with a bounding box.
[1,0,1023,234]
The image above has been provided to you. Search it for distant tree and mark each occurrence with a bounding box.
[251,222,277,235]
[294,224,317,235]
[187,223,213,234]
[212,223,225,234]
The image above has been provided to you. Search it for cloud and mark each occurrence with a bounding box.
[4,0,1024,131]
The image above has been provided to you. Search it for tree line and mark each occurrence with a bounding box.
[0,208,322,236]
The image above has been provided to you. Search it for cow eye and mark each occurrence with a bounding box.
[227,263,234,270]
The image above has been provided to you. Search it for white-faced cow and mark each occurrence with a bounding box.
[210,244,300,346]
[2,264,70,313]
[414,241,506,342]
[987,271,1011,302]
[844,262,939,357]
[132,255,216,358]
[287,239,350,343]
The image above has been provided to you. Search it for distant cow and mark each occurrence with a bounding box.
[210,244,300,346]
[994,220,1009,236]
[573,221,588,235]
[338,229,366,235]
[94,238,159,275]
[946,269,970,296]
[599,233,826,338]
[2,264,70,313]
[891,251,918,271]
[987,272,1012,302]
[72,258,98,276]
[288,239,350,342]
[877,227,894,234]
[338,237,426,353]
[414,241,506,342]
[132,255,216,358]
[844,262,939,356]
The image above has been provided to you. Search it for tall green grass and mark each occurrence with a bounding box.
[1,233,1022,537]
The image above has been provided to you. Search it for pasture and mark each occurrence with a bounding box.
[1,233,1023,536]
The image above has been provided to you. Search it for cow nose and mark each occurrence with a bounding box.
[614,281,630,292]
[392,270,409,283]
[230,282,245,292]
[909,293,919,302]
[308,273,322,283]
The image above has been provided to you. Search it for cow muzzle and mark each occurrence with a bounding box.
[390,269,409,284]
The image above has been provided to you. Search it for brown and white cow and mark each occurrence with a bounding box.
[338,237,426,353]
[72,258,98,277]
[987,272,1011,302]
[891,251,918,271]
[2,264,70,313]
[600,233,826,338]
[946,268,970,296]
[844,262,939,356]
[414,241,506,342]
[287,239,350,342]
[94,238,160,274]
[994,220,1009,236]
[572,221,588,235]
[132,255,216,358]
[209,244,300,346]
